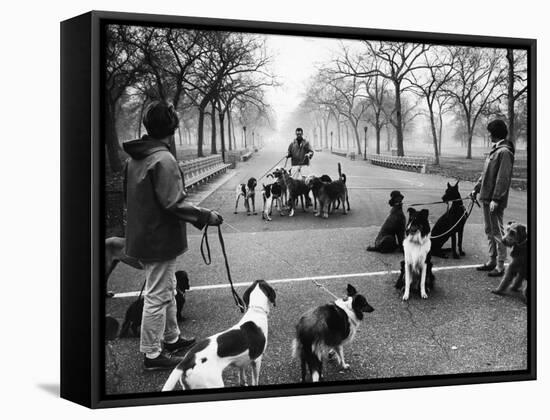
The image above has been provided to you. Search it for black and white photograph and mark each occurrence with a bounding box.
[101,16,533,399]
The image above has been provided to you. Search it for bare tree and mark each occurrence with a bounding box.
[406,47,455,164]
[104,25,143,172]
[445,47,506,158]
[505,49,528,143]
[337,41,430,156]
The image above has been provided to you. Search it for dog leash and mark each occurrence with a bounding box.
[429,199,477,240]
[408,196,479,207]
[256,156,287,182]
[200,225,246,313]
[311,279,340,300]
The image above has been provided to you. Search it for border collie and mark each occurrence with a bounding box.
[402,208,432,301]
[162,280,276,390]
[292,284,374,382]
[235,177,257,215]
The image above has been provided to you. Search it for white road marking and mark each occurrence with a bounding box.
[112,263,485,298]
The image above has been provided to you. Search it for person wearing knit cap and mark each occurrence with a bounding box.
[471,119,515,277]
[122,101,224,371]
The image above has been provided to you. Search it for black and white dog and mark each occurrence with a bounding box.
[119,271,190,338]
[162,280,276,390]
[235,177,258,215]
[261,182,283,221]
[292,284,374,382]
[400,208,432,301]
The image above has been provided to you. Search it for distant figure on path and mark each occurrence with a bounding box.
[286,127,314,206]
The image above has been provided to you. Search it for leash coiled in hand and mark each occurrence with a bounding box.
[201,225,246,313]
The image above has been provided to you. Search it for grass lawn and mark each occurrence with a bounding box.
[428,155,527,191]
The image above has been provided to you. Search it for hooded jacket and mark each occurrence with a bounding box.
[474,140,515,209]
[122,136,211,262]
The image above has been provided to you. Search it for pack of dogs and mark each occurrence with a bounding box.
[233,163,351,220]
[104,174,528,391]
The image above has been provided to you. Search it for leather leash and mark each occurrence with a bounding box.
[201,225,246,313]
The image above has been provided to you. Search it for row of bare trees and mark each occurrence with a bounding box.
[298,42,528,163]
[105,25,276,172]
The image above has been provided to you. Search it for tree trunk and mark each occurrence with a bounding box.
[394,81,405,156]
[337,119,341,148]
[386,126,391,152]
[438,111,443,156]
[105,100,123,172]
[210,102,217,154]
[466,126,473,159]
[375,113,381,155]
[197,105,206,157]
[219,110,226,162]
[323,117,329,148]
[352,124,362,156]
[506,49,516,143]
[428,108,440,165]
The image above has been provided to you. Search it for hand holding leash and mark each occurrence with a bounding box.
[208,210,224,226]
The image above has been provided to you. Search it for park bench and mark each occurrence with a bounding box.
[366,153,429,173]
[241,151,254,161]
[179,155,231,190]
[331,148,357,160]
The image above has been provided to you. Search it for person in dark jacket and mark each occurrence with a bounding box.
[123,101,223,371]
[471,119,515,277]
[286,127,314,206]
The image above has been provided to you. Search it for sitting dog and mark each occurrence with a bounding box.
[119,270,191,338]
[313,163,350,219]
[282,168,310,216]
[162,280,276,390]
[292,284,374,382]
[491,222,528,303]
[431,181,468,259]
[235,177,258,215]
[367,190,406,253]
[401,208,432,300]
[105,237,144,296]
[261,182,283,221]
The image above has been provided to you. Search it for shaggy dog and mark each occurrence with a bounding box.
[491,222,528,303]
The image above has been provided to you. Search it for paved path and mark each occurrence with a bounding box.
[105,146,528,395]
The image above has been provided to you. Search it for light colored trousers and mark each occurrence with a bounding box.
[140,258,180,355]
[482,203,507,264]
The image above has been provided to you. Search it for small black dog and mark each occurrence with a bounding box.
[431,181,467,259]
[119,270,191,338]
[367,190,406,253]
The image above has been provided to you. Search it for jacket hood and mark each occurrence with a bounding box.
[493,140,515,155]
[123,136,170,160]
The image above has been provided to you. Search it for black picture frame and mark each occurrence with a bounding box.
[61,10,537,409]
